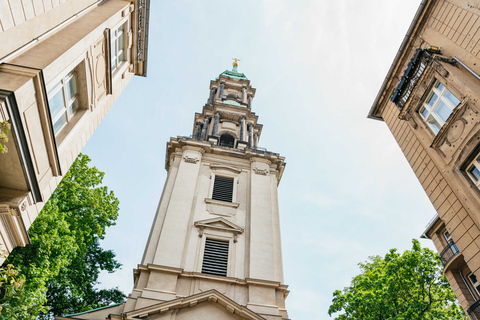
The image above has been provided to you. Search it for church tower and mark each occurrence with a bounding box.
[64,62,290,320]
[123,61,289,319]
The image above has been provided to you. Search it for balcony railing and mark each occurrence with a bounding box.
[439,241,459,266]
[468,300,480,319]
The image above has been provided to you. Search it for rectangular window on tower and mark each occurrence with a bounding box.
[212,176,234,202]
[201,238,229,277]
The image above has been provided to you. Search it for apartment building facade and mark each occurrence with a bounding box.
[369,0,480,317]
[0,0,150,257]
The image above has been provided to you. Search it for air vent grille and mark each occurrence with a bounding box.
[212,176,234,202]
[201,238,229,276]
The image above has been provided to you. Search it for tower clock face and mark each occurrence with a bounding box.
[223,99,241,106]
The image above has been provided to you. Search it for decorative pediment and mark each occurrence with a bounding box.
[194,217,244,234]
[123,289,265,320]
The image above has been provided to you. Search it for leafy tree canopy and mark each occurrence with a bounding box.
[1,154,125,319]
[328,239,467,320]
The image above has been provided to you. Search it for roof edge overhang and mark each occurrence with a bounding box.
[420,214,440,239]
[367,0,430,120]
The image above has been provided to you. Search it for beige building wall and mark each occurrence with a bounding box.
[0,0,150,259]
[370,0,480,316]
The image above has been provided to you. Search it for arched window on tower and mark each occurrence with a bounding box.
[219,134,235,148]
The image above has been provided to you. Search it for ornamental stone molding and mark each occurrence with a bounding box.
[183,156,199,164]
[250,157,271,164]
[253,167,268,175]
[194,217,244,236]
[205,198,240,217]
[209,164,242,174]
[182,146,205,164]
[182,146,205,153]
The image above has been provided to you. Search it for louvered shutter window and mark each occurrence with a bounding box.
[212,176,234,202]
[201,238,229,276]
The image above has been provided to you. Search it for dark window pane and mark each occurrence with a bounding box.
[468,165,480,181]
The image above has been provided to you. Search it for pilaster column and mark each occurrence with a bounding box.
[208,88,217,105]
[240,116,246,141]
[217,82,225,100]
[211,112,220,137]
[242,86,247,103]
[248,124,254,148]
[200,117,210,141]
[193,121,202,139]
[248,94,253,109]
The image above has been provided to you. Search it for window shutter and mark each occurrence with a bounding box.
[201,238,229,276]
[212,176,234,202]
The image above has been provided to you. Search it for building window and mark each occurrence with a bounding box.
[201,238,229,276]
[419,80,460,134]
[212,176,234,202]
[466,153,480,188]
[469,273,480,297]
[219,134,235,148]
[443,231,459,254]
[47,71,78,135]
[111,21,127,72]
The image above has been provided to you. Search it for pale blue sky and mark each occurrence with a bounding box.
[83,1,435,318]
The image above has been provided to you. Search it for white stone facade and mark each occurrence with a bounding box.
[63,67,290,320]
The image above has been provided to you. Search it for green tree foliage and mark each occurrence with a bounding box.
[0,121,10,154]
[1,154,125,319]
[328,239,467,320]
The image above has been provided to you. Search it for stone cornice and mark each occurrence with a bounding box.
[210,164,243,173]
[136,264,183,274]
[166,137,286,183]
[123,289,266,320]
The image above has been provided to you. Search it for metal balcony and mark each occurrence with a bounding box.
[468,300,480,319]
[440,241,459,266]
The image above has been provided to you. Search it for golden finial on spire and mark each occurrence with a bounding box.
[232,58,241,71]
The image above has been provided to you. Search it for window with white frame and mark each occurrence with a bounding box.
[466,152,480,189]
[201,238,229,276]
[418,80,460,134]
[47,71,78,135]
[110,21,127,73]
